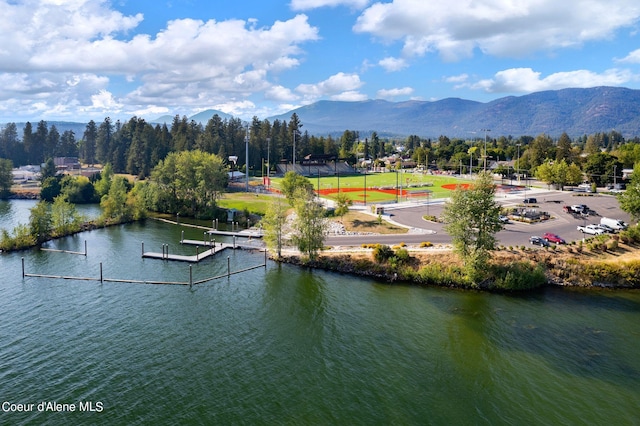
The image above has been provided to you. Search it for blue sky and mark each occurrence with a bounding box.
[2,0,640,123]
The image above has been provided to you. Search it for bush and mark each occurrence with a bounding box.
[393,248,411,264]
[491,262,547,290]
[373,244,394,263]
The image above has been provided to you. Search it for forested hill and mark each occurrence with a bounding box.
[268,86,640,138]
[4,86,640,139]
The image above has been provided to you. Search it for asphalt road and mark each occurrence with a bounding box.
[326,189,632,248]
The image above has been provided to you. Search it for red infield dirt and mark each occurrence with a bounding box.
[440,183,470,190]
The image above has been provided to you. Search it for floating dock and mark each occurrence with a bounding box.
[141,236,265,263]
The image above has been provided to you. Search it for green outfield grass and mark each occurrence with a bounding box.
[269,172,473,203]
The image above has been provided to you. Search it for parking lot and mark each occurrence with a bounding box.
[496,190,632,246]
[385,188,633,247]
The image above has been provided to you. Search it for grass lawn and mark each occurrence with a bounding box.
[216,192,274,216]
[340,211,409,234]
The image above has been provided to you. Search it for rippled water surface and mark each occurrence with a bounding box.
[1,201,639,425]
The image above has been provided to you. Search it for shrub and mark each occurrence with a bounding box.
[393,248,411,264]
[373,244,394,263]
[491,262,547,290]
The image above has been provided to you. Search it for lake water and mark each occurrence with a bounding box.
[1,201,639,425]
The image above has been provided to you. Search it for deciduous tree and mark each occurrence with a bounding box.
[618,162,640,221]
[291,187,327,261]
[441,172,503,282]
[262,196,288,259]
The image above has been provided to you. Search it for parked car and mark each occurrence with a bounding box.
[499,215,509,223]
[577,224,605,235]
[570,204,589,214]
[542,232,566,244]
[529,236,550,247]
[595,224,615,233]
[523,198,538,204]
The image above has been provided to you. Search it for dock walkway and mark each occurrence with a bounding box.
[142,238,265,263]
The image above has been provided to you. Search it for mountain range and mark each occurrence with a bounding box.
[4,86,640,139]
[267,86,640,139]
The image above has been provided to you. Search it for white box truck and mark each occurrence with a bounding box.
[600,217,628,231]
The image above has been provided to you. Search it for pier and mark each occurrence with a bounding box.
[141,230,265,263]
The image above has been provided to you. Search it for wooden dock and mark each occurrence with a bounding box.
[142,238,265,263]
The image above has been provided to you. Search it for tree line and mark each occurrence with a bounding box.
[2,113,640,191]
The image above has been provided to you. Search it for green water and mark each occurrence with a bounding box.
[1,201,639,425]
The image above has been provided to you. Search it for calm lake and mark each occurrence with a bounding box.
[1,200,639,425]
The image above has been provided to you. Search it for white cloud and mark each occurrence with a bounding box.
[445,74,469,84]
[376,87,414,99]
[290,0,369,11]
[213,100,257,117]
[0,0,320,120]
[354,0,640,61]
[330,90,368,101]
[378,57,408,72]
[296,72,364,98]
[460,67,637,93]
[265,85,300,102]
[89,89,123,111]
[617,49,640,63]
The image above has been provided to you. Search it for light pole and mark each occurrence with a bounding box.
[481,128,491,171]
[516,143,521,183]
[245,122,249,192]
[292,129,298,169]
[266,137,271,187]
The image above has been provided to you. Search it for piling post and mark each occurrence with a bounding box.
[84,240,87,256]
[233,235,236,249]
[100,262,103,283]
[264,247,267,266]
[189,265,193,288]
[142,241,144,257]
[166,244,169,258]
[227,256,230,277]
[22,257,25,278]
[196,246,199,260]
[181,230,184,244]
[203,232,206,245]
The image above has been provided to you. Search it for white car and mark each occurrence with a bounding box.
[577,224,605,235]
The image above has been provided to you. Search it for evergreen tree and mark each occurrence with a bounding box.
[22,122,35,164]
[33,120,49,164]
[96,117,113,164]
[83,120,98,165]
[46,125,60,159]
[0,158,13,197]
[556,132,572,162]
[59,130,78,157]
[1,123,21,165]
